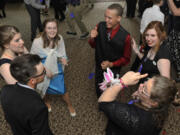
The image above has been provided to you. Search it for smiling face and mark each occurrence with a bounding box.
[104,9,121,29]
[5,33,24,54]
[45,21,58,39]
[145,28,159,48]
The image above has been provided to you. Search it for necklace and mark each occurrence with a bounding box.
[147,49,155,60]
[3,53,14,59]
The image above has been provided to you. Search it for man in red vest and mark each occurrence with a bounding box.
[88,3,131,97]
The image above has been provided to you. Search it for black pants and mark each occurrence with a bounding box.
[53,7,65,20]
[138,0,153,17]
[25,4,43,41]
[126,0,137,17]
[51,0,66,20]
[0,0,6,18]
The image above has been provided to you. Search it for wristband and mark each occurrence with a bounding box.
[119,78,127,89]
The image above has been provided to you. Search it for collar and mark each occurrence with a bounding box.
[107,24,120,33]
[107,24,120,39]
[17,82,34,90]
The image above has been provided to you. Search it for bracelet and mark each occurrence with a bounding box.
[119,78,127,89]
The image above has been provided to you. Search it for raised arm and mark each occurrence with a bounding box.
[168,0,180,16]
[98,71,148,102]
[131,38,144,59]
[88,25,98,48]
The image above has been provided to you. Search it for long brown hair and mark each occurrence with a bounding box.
[142,21,166,52]
[0,25,19,50]
[41,18,60,48]
[150,76,177,128]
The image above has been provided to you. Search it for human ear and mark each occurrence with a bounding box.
[4,44,9,49]
[151,101,158,107]
[29,78,37,85]
[118,16,121,22]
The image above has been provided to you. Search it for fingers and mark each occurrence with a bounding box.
[94,26,98,30]
[139,73,148,79]
[135,73,148,81]
[131,38,134,44]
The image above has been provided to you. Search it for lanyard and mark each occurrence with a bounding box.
[128,99,139,104]
[138,57,148,73]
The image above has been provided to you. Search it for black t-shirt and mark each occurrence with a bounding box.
[99,101,160,135]
[140,43,170,82]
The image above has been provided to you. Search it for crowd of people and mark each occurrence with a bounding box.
[0,0,180,135]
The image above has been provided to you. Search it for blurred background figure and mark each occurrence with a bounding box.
[24,0,50,41]
[138,0,153,18]
[65,0,89,39]
[140,0,164,34]
[83,0,95,9]
[166,0,180,82]
[126,0,137,18]
[51,0,67,22]
[0,0,6,18]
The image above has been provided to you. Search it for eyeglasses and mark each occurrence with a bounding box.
[142,85,150,97]
[32,68,46,78]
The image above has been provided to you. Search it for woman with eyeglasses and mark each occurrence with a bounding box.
[0,25,28,84]
[30,18,76,116]
[131,21,171,83]
[98,71,178,135]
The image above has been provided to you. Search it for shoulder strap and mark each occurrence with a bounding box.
[0,58,11,67]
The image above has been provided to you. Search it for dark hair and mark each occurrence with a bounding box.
[0,25,19,50]
[41,18,60,48]
[10,54,42,84]
[107,3,123,16]
[153,0,163,4]
[142,21,166,52]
